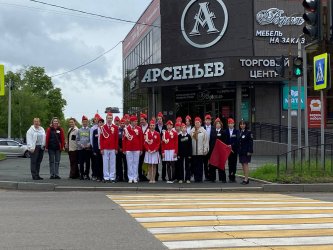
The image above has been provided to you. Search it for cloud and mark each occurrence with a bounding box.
[0,0,152,117]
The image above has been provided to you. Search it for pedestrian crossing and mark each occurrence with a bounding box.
[108,193,333,249]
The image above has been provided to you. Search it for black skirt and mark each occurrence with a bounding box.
[239,154,251,164]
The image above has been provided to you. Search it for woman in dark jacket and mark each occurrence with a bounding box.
[238,120,253,185]
[45,117,65,179]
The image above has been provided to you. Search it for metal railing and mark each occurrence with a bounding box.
[276,143,333,178]
[252,122,333,145]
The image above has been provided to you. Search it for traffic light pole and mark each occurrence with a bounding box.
[303,45,309,161]
[297,38,303,160]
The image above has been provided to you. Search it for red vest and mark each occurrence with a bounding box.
[161,130,178,154]
[144,130,160,152]
[99,124,118,150]
[122,125,143,152]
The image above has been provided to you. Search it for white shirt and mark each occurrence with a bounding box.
[229,128,234,137]
[142,124,148,133]
[205,125,211,141]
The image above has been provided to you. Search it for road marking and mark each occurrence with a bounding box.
[108,193,333,249]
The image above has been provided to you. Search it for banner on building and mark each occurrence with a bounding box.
[307,97,326,129]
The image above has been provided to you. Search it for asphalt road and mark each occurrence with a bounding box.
[0,191,166,250]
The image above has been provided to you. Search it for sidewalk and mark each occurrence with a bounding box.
[0,154,332,192]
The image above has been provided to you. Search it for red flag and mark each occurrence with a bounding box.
[209,140,232,170]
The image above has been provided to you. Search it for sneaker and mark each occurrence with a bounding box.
[128,180,132,183]
[178,180,183,184]
[133,180,138,183]
[55,176,61,179]
[167,181,173,184]
[186,180,191,184]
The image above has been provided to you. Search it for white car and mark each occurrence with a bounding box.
[0,139,30,158]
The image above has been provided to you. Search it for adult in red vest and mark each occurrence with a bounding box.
[99,112,118,183]
[123,115,143,183]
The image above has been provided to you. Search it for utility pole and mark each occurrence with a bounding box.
[8,79,12,139]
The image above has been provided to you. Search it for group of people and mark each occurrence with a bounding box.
[25,112,253,185]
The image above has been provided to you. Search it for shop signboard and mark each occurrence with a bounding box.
[282,86,305,110]
[307,97,326,129]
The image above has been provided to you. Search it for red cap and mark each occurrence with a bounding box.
[149,119,155,125]
[130,115,138,122]
[175,122,181,127]
[140,113,147,120]
[205,114,212,120]
[94,113,100,120]
[228,118,235,124]
[185,115,191,121]
[120,118,125,123]
[181,123,186,127]
[215,118,221,124]
[106,112,113,117]
[124,114,130,119]
[176,117,182,122]
[166,120,173,126]
[194,117,202,123]
[82,115,88,121]
[98,117,104,123]
[157,112,163,118]
[114,116,120,122]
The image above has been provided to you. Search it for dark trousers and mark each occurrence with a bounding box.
[165,161,175,181]
[48,149,61,177]
[138,152,148,181]
[30,146,44,179]
[68,150,79,178]
[178,156,191,181]
[203,154,211,180]
[192,155,204,182]
[209,166,226,182]
[78,149,91,177]
[228,152,238,181]
[92,150,103,180]
[116,152,127,181]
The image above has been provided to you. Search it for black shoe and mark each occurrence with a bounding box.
[32,176,38,180]
[37,176,43,180]
[111,180,116,183]
[84,175,90,180]
[79,175,84,180]
[55,176,61,179]
[241,180,250,185]
[50,176,55,179]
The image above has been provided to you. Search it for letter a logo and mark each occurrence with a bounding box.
[189,2,219,36]
[181,0,229,49]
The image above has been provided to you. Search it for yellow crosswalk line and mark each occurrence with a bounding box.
[108,193,333,249]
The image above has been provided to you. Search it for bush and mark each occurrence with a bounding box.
[0,153,6,161]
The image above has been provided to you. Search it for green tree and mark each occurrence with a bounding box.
[0,66,67,139]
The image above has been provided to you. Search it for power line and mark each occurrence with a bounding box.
[29,0,161,29]
[50,41,122,78]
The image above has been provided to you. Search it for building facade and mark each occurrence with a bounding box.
[123,0,333,127]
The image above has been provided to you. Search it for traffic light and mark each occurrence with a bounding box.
[293,57,303,77]
[302,0,320,40]
[274,55,285,77]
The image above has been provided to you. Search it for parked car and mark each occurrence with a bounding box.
[0,139,30,158]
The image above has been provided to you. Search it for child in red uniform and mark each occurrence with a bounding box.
[123,115,143,183]
[144,120,161,183]
[162,120,178,183]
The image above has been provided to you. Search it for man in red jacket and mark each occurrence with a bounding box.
[123,115,143,183]
[99,113,118,182]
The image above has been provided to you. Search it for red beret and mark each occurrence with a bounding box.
[94,113,100,120]
[205,114,212,120]
[130,115,138,122]
[185,115,191,120]
[157,112,163,118]
[149,119,155,125]
[228,118,235,124]
[82,115,88,121]
[124,114,130,119]
[215,118,221,124]
[106,112,113,117]
[98,117,104,123]
[140,113,147,120]
[166,120,173,126]
[120,118,125,123]
[176,117,182,122]
[181,123,186,127]
[114,116,120,122]
[194,117,202,123]
[175,122,181,127]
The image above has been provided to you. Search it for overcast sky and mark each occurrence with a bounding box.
[0,0,152,121]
